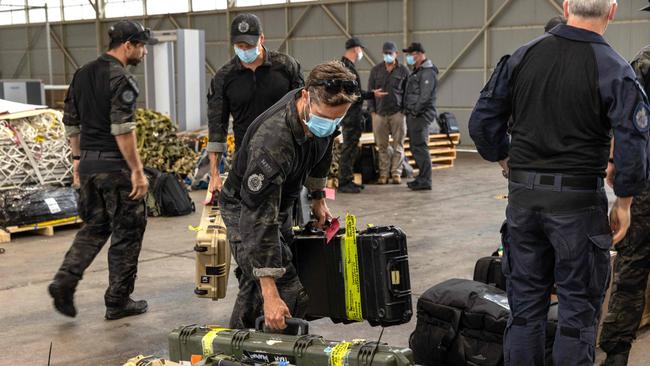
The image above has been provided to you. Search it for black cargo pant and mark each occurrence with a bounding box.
[406,116,432,186]
[54,170,147,307]
[600,190,650,356]
[338,123,363,186]
[219,191,308,329]
[503,173,611,366]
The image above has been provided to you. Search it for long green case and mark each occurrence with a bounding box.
[168,324,414,366]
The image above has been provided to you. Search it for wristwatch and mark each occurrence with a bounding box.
[310,190,326,200]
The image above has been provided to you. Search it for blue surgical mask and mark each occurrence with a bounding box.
[406,55,416,66]
[303,95,344,138]
[383,53,395,64]
[234,45,260,64]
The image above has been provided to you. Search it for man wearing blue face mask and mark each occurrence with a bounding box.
[368,41,411,185]
[218,61,358,330]
[206,13,304,194]
[403,42,438,191]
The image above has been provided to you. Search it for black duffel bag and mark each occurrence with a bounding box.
[409,279,509,366]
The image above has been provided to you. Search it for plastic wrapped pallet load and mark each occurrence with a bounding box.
[0,105,72,189]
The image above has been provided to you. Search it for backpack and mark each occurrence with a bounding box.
[438,112,461,145]
[144,167,195,217]
[438,112,460,134]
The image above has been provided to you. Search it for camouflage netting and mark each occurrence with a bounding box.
[135,108,197,177]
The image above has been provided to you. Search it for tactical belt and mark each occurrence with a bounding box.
[509,170,603,192]
[80,150,124,160]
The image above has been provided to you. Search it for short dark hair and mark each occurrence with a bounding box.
[544,16,567,32]
[306,61,358,106]
[108,40,142,50]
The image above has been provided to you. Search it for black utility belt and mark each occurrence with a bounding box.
[509,170,603,192]
[80,150,124,161]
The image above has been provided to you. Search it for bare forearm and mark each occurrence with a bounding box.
[209,152,222,175]
[69,134,81,156]
[115,132,143,173]
[259,276,279,299]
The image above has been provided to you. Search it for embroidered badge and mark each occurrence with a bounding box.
[634,102,650,133]
[247,173,264,192]
[238,21,250,33]
[121,89,135,104]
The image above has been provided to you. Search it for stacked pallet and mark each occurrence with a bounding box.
[357,132,461,171]
[405,133,461,170]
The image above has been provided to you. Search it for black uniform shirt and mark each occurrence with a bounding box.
[469,24,650,198]
[63,53,139,173]
[206,48,304,153]
[340,56,373,128]
[222,89,334,278]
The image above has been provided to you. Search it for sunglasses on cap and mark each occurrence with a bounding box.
[310,79,359,95]
[126,28,153,44]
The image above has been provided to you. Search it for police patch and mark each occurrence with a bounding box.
[247,173,264,192]
[238,21,250,33]
[121,89,135,104]
[634,102,650,133]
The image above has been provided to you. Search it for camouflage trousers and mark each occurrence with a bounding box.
[54,170,147,307]
[219,192,308,329]
[600,190,650,355]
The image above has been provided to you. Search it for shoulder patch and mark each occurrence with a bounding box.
[247,173,265,192]
[120,89,135,104]
[633,102,650,133]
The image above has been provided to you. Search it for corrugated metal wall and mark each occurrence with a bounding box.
[1,0,650,146]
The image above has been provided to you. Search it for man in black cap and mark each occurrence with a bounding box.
[337,37,387,193]
[49,20,156,320]
[403,42,438,190]
[599,2,650,365]
[367,41,410,185]
[207,13,304,194]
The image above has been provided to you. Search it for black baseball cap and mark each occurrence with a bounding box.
[642,0,650,11]
[231,13,263,46]
[382,41,398,53]
[403,42,425,53]
[108,20,158,45]
[345,37,364,50]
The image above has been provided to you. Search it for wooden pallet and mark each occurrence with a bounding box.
[0,216,82,243]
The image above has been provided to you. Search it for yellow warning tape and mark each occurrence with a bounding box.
[188,225,202,232]
[201,328,228,356]
[342,213,363,321]
[329,341,352,366]
[16,216,80,229]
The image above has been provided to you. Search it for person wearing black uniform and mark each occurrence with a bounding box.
[207,13,304,194]
[469,1,649,365]
[218,61,358,330]
[337,37,387,194]
[49,21,156,320]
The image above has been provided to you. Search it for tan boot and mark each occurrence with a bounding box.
[392,175,401,184]
[377,176,388,184]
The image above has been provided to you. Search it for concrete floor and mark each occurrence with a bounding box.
[1,152,649,365]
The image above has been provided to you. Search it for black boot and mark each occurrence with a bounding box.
[48,274,78,317]
[601,352,630,366]
[48,283,77,317]
[105,298,148,320]
[338,182,361,194]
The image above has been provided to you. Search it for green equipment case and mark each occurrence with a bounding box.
[168,319,414,366]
